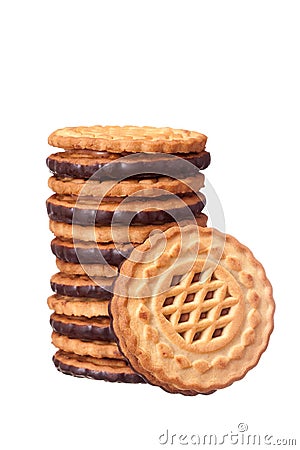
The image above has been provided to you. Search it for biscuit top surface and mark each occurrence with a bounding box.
[48,125,207,153]
[111,225,275,393]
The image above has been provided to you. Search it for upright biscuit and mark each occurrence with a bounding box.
[110,225,275,394]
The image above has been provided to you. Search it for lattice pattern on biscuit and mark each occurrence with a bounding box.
[111,225,275,393]
[161,270,239,346]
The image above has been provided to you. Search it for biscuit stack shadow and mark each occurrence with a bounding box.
[46,125,210,384]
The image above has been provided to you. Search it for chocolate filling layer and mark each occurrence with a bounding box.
[46,194,206,226]
[51,238,133,265]
[47,150,211,180]
[53,352,145,383]
[50,275,114,299]
[50,314,116,341]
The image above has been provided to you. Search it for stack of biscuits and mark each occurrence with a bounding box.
[46,125,211,384]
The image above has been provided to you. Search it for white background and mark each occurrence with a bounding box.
[1,1,299,449]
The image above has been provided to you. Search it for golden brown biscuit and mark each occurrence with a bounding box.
[47,294,109,317]
[51,332,123,359]
[110,225,275,394]
[48,125,207,154]
[48,174,205,197]
[55,258,118,278]
[49,214,208,243]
